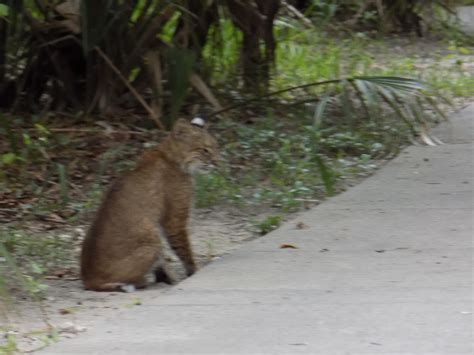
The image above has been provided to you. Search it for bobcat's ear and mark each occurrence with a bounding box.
[190,117,206,128]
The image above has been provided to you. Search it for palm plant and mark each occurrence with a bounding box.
[0,0,449,136]
[210,75,448,144]
[0,0,281,127]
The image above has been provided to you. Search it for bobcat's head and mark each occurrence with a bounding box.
[170,118,220,174]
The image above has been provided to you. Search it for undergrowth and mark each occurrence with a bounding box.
[195,111,408,211]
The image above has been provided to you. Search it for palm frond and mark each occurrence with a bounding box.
[210,75,448,144]
[330,76,447,143]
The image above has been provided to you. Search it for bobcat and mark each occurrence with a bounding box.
[80,118,219,292]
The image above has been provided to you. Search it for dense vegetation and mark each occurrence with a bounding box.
[0,0,469,122]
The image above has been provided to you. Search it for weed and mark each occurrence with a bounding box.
[203,19,242,85]
[0,240,51,335]
[0,332,18,355]
[1,229,72,272]
[194,171,242,208]
[208,112,401,213]
[255,215,282,235]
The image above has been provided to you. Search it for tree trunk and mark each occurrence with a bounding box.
[227,0,280,93]
[173,0,219,54]
[383,0,422,36]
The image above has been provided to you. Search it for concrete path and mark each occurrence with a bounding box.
[41,105,473,355]
[457,6,474,34]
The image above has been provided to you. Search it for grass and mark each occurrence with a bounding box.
[255,215,282,235]
[375,42,474,98]
[194,172,242,208]
[1,229,73,272]
[193,112,403,213]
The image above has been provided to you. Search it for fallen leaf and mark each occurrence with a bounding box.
[280,244,298,249]
[59,307,78,315]
[47,212,65,223]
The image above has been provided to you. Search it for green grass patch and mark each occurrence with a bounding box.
[254,215,282,235]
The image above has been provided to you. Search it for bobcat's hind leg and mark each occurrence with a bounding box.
[150,256,178,285]
[154,266,177,285]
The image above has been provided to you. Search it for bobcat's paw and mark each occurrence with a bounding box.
[185,264,197,277]
[119,284,136,293]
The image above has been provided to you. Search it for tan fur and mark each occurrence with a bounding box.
[80,119,219,292]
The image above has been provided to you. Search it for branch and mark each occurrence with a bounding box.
[95,46,164,130]
[207,78,343,118]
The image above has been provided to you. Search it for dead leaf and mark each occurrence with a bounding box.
[280,244,298,249]
[59,306,79,315]
[46,213,66,223]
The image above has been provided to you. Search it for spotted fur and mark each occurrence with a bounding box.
[80,119,219,292]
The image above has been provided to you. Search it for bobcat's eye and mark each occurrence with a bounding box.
[202,148,211,155]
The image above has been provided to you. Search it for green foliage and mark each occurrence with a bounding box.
[377,44,474,97]
[0,230,67,337]
[202,19,242,83]
[166,48,196,127]
[0,332,19,355]
[0,237,48,319]
[274,30,367,87]
[0,121,51,168]
[2,229,71,272]
[0,327,59,354]
[194,171,242,209]
[205,113,394,212]
[255,215,282,235]
[0,4,9,18]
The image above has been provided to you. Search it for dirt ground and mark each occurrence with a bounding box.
[2,207,260,352]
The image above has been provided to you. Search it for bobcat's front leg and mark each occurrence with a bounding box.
[163,226,197,276]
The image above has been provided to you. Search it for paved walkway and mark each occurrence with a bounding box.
[42,104,473,355]
[457,6,474,34]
